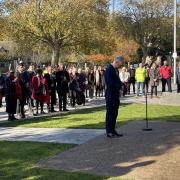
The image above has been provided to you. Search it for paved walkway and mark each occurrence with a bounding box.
[37,121,180,180]
[0,98,106,122]
[0,93,175,123]
[0,127,105,144]
[0,83,178,122]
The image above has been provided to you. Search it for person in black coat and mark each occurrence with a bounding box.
[5,70,17,121]
[27,63,36,108]
[44,65,57,112]
[127,65,136,94]
[17,62,31,118]
[176,62,180,93]
[105,56,124,138]
[56,64,70,111]
[69,73,79,107]
[0,73,5,107]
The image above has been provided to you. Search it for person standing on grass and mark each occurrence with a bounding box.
[119,67,130,97]
[0,73,5,108]
[135,63,146,97]
[44,65,57,112]
[88,69,95,100]
[32,69,46,115]
[105,56,124,138]
[176,62,180,93]
[56,64,70,111]
[149,63,160,98]
[127,65,136,94]
[5,70,18,121]
[160,59,173,93]
[17,62,30,118]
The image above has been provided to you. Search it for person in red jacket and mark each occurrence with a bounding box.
[32,69,47,115]
[160,59,173,92]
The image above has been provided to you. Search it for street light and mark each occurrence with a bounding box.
[112,0,116,13]
[173,0,177,84]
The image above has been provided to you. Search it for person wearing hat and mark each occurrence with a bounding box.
[104,56,124,138]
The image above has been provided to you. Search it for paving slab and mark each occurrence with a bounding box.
[0,98,106,122]
[0,127,104,144]
[37,121,180,180]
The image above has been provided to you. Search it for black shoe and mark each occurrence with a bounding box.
[107,133,116,138]
[63,109,69,112]
[20,115,26,119]
[41,111,46,114]
[51,110,57,113]
[8,118,14,121]
[12,116,18,120]
[33,111,38,116]
[114,131,123,137]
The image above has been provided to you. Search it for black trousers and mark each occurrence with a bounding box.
[19,95,26,116]
[0,98,2,107]
[50,90,56,111]
[128,81,135,94]
[177,84,180,93]
[70,90,76,107]
[151,86,157,96]
[162,78,172,92]
[96,86,104,97]
[106,107,119,134]
[36,100,44,112]
[58,94,67,110]
[105,98,119,134]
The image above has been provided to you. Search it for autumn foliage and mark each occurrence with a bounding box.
[113,38,139,63]
[86,54,113,62]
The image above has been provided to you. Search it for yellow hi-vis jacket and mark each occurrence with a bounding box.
[135,68,147,82]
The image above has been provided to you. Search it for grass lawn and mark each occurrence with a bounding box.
[0,141,108,180]
[0,104,179,129]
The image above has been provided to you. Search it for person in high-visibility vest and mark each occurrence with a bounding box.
[135,63,147,96]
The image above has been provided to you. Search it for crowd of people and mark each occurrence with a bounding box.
[0,62,106,121]
[119,58,180,98]
[0,56,180,121]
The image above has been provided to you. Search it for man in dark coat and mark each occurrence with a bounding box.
[44,65,57,112]
[17,62,31,118]
[128,65,136,94]
[176,62,180,93]
[105,56,124,138]
[56,64,70,111]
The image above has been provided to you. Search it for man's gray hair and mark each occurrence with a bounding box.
[115,56,124,62]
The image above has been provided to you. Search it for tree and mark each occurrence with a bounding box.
[115,0,174,62]
[113,37,138,63]
[3,0,111,65]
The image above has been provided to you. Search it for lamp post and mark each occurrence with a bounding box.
[173,0,177,84]
[112,0,115,13]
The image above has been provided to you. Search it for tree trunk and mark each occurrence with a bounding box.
[51,46,60,66]
[142,46,148,64]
